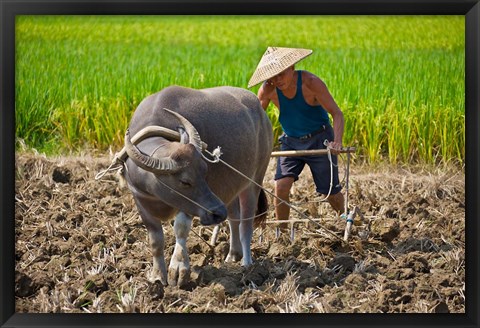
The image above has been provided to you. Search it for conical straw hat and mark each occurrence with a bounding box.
[247,47,313,88]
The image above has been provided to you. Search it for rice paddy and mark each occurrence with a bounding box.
[15,15,465,165]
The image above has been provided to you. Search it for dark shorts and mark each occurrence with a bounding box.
[274,126,342,195]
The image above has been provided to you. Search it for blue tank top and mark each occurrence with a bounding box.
[276,71,330,138]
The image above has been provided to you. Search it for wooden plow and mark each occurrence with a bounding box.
[96,125,362,244]
[208,145,362,246]
[269,146,360,242]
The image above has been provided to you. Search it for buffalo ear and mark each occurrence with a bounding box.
[178,126,189,144]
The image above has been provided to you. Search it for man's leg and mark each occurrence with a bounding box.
[274,134,305,233]
[274,176,295,230]
[306,144,345,216]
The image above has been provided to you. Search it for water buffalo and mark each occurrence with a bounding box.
[121,85,273,287]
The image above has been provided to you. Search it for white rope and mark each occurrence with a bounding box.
[204,148,344,242]
[201,146,223,163]
[94,157,124,180]
[95,127,349,242]
[200,146,271,223]
[155,174,216,216]
[314,139,335,203]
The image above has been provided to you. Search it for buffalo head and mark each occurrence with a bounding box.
[124,108,227,225]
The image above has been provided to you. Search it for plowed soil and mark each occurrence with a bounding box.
[15,153,465,313]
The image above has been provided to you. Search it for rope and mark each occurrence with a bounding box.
[200,146,269,223]
[204,147,345,243]
[201,146,223,163]
[155,178,216,215]
[94,156,124,180]
[95,127,349,243]
[314,139,335,203]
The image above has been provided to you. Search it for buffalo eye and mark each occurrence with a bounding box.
[179,179,192,188]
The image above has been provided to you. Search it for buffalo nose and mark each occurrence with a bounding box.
[201,205,227,226]
[212,205,228,224]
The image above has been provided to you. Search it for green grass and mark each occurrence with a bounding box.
[16,15,465,165]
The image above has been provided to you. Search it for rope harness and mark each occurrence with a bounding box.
[96,125,358,244]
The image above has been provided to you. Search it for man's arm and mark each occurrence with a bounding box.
[309,78,345,153]
[257,82,273,110]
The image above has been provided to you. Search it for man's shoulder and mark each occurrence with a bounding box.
[300,70,326,92]
[300,70,323,84]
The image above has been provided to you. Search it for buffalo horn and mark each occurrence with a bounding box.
[124,129,181,174]
[163,108,203,153]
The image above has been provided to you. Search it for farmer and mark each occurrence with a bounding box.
[248,46,346,231]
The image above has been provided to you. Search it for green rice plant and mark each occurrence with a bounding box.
[266,104,282,147]
[53,96,133,149]
[362,105,387,164]
[396,109,416,163]
[15,15,465,165]
[434,106,465,166]
[385,101,400,165]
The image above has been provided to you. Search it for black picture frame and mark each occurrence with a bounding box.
[1,1,479,327]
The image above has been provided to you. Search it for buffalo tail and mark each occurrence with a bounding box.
[253,189,268,229]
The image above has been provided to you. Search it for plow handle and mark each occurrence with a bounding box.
[271,147,356,157]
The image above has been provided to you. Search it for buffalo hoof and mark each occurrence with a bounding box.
[225,252,242,263]
[148,269,168,286]
[168,260,190,288]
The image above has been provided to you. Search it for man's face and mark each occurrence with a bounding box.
[267,66,294,90]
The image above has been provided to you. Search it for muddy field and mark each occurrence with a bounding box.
[14,152,465,313]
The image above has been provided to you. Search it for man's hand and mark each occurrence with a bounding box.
[326,141,343,155]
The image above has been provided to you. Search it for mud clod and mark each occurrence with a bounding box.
[52,167,71,183]
[15,154,465,313]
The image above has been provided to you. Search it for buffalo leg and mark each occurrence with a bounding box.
[226,187,258,266]
[226,200,243,263]
[238,187,258,266]
[134,201,169,285]
[168,212,192,287]
[147,227,168,285]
